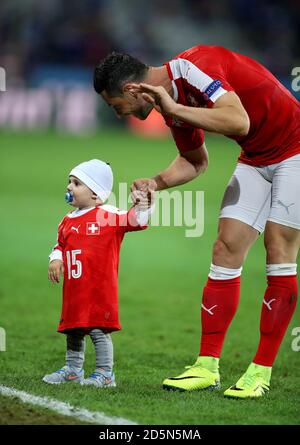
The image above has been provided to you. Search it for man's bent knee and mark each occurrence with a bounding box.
[213,218,259,268]
[212,238,245,268]
[264,222,300,263]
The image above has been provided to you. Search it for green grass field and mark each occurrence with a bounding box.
[0,130,299,425]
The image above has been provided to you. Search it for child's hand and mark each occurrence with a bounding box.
[131,189,155,210]
[48,260,64,283]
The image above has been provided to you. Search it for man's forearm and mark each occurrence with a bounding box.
[172,103,249,137]
[152,155,204,190]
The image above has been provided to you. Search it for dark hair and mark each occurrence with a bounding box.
[94,51,148,96]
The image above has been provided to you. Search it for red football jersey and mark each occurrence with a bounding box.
[164,45,300,166]
[51,205,147,333]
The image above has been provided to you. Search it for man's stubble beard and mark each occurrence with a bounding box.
[135,103,153,120]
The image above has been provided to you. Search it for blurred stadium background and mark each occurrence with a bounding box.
[0,0,299,425]
[0,0,299,134]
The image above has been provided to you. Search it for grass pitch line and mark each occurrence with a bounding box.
[0,385,137,425]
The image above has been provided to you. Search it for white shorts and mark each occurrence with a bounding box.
[220,153,300,233]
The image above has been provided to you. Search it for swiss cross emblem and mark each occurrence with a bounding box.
[86,222,100,235]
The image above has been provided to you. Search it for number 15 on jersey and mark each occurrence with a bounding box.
[66,250,82,279]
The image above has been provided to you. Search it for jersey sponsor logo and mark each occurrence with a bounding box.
[203,79,222,100]
[86,222,100,235]
[71,225,81,233]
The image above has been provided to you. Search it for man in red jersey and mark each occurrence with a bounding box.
[94,46,300,398]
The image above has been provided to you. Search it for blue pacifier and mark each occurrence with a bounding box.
[65,191,74,203]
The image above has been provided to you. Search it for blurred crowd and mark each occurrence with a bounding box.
[0,0,299,85]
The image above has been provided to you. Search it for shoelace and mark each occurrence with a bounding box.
[54,367,81,376]
[89,372,108,380]
[184,364,212,371]
[54,368,68,375]
[242,372,256,388]
[242,372,268,390]
[184,363,205,370]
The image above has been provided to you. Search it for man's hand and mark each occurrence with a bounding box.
[48,259,64,284]
[131,178,157,193]
[130,83,178,116]
[131,178,157,207]
[131,189,155,209]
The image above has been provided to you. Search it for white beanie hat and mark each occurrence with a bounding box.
[69,159,113,202]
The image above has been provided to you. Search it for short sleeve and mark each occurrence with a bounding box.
[171,126,205,153]
[49,217,66,260]
[118,207,148,233]
[182,48,235,107]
